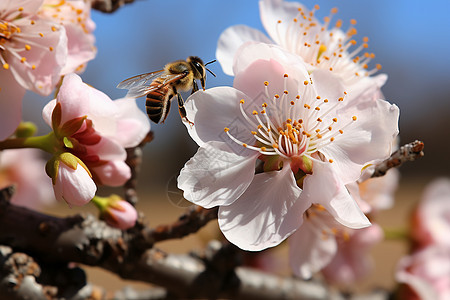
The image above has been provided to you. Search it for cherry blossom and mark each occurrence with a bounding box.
[0,0,67,140]
[178,42,399,251]
[0,148,53,209]
[38,0,96,74]
[42,73,150,205]
[411,178,450,249]
[396,246,450,300]
[216,0,386,101]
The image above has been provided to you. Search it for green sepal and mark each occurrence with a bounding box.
[15,122,37,138]
[45,156,60,185]
[63,137,74,149]
[262,155,283,172]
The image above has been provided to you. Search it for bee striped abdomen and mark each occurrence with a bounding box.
[145,80,173,123]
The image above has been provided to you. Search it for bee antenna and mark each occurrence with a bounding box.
[205,59,216,66]
[206,67,216,77]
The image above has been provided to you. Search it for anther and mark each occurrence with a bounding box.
[252,110,258,115]
[264,81,269,86]
[224,127,230,132]
[240,99,245,104]
[352,116,357,121]
[303,80,309,85]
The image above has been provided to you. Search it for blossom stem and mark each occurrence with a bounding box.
[0,132,59,154]
[91,195,108,212]
[383,227,410,241]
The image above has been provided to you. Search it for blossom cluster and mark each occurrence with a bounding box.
[178,0,400,281]
[0,0,96,141]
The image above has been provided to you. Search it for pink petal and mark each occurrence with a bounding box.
[303,161,370,229]
[53,162,96,206]
[91,160,131,187]
[288,218,338,279]
[113,98,151,148]
[218,165,308,251]
[8,19,67,95]
[0,70,25,140]
[178,141,259,208]
[216,25,272,76]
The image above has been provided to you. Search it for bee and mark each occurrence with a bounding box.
[117,56,215,125]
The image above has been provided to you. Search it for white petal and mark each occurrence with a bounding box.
[288,220,337,279]
[216,25,272,76]
[321,99,399,184]
[259,0,308,46]
[178,141,258,208]
[218,165,308,251]
[185,87,256,152]
[303,161,370,229]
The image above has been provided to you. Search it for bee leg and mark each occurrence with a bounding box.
[176,92,194,127]
[191,80,199,95]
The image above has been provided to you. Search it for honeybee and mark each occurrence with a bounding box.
[117,56,215,125]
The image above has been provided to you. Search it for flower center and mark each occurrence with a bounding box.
[274,5,382,83]
[224,74,357,169]
[0,21,20,41]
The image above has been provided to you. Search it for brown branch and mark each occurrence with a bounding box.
[91,0,135,13]
[372,140,425,177]
[0,188,329,299]
[141,205,218,245]
[124,131,154,205]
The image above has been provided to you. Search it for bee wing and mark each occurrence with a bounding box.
[117,71,187,98]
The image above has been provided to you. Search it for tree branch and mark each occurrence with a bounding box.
[91,0,135,13]
[372,140,425,177]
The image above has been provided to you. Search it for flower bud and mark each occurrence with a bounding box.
[93,195,137,230]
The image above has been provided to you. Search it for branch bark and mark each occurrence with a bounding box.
[372,140,425,177]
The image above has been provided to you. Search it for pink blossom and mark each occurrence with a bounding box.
[0,0,67,140]
[0,148,53,209]
[42,73,150,205]
[38,0,96,74]
[321,223,383,284]
[216,0,386,102]
[396,246,450,300]
[412,178,450,249]
[103,199,138,230]
[178,43,399,252]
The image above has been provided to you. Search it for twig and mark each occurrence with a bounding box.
[0,189,328,299]
[372,140,424,177]
[124,131,154,205]
[91,0,135,13]
[141,205,218,245]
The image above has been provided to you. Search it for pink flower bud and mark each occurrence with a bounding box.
[103,200,137,230]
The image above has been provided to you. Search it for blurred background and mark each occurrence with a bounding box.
[22,0,450,294]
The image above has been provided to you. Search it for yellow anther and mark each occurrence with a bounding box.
[243,143,248,148]
[316,96,321,99]
[336,19,342,28]
[284,90,288,94]
[287,118,292,123]
[304,104,311,109]
[251,131,257,135]
[272,143,279,149]
[350,19,357,25]
[317,118,322,122]
[262,102,267,107]
[363,37,369,42]
[323,99,329,103]
[330,137,335,142]
[339,130,344,134]
[284,73,289,77]
[20,57,26,63]
[314,4,320,10]
[51,26,57,32]
[338,97,343,101]
[352,116,357,121]
[303,80,309,85]
[31,65,36,70]
[257,124,263,129]
[277,20,282,24]
[290,101,295,105]
[274,94,280,99]
[331,7,338,14]
[315,107,320,111]
[18,7,24,11]
[260,147,267,151]
[376,64,382,70]
[39,32,44,37]
[329,159,334,163]
[252,110,258,115]
[333,118,338,122]
[264,81,269,86]
[261,110,266,114]
[49,46,54,51]
[25,44,31,51]
[3,63,9,70]
[240,99,245,104]
[224,127,230,132]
